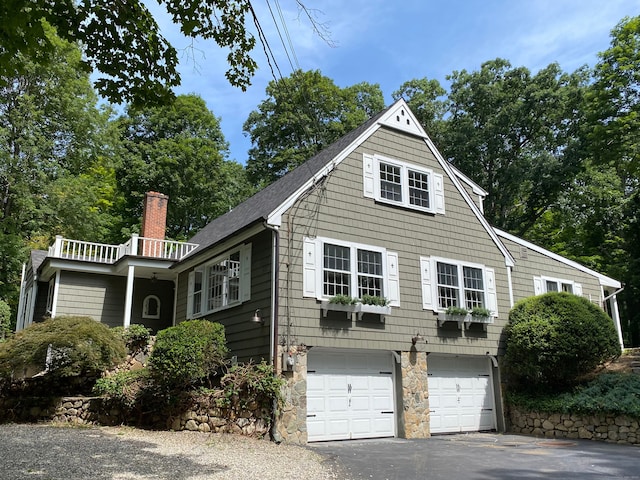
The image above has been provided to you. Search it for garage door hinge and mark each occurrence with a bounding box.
[379,371,392,375]
[381,411,394,414]
[307,414,316,418]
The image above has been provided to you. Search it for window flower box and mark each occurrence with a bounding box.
[437,312,467,329]
[356,303,392,321]
[321,300,358,318]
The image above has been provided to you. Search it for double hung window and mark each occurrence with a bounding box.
[363,154,444,214]
[421,256,497,315]
[304,237,400,306]
[534,276,581,296]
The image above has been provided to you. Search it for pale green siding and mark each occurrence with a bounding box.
[55,271,126,327]
[278,127,511,356]
[501,236,604,305]
[175,230,273,361]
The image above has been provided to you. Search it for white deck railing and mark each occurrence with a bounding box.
[49,235,198,263]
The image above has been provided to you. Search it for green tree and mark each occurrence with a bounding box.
[117,94,251,239]
[438,59,588,235]
[586,16,640,346]
[392,77,447,146]
[244,69,384,187]
[0,24,119,311]
[0,1,258,106]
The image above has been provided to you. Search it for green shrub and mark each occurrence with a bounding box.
[149,320,228,388]
[507,372,640,417]
[220,361,284,414]
[93,369,152,407]
[112,324,152,350]
[0,299,10,341]
[445,306,469,316]
[0,316,126,380]
[504,293,620,391]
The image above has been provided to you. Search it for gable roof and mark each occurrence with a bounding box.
[495,228,621,288]
[30,250,47,276]
[182,99,514,267]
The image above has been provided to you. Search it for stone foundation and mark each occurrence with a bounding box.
[509,408,640,445]
[273,345,308,444]
[401,350,430,438]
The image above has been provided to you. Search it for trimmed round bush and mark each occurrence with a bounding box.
[0,315,126,380]
[149,320,228,388]
[504,292,620,391]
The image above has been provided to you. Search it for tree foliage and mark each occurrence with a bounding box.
[117,94,252,239]
[504,293,621,391]
[441,60,588,235]
[244,69,384,187]
[0,0,258,107]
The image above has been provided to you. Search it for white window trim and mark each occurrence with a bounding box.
[186,244,252,319]
[142,295,161,319]
[534,275,582,296]
[363,153,445,214]
[303,236,400,307]
[420,256,498,316]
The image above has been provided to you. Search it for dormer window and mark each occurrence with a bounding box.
[363,153,444,214]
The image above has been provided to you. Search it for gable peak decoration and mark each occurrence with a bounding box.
[379,100,427,138]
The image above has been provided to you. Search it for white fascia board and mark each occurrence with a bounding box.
[424,136,515,268]
[44,259,114,277]
[267,123,384,227]
[449,164,488,196]
[494,228,621,288]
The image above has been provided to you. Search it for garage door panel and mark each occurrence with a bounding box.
[428,355,496,434]
[307,350,395,442]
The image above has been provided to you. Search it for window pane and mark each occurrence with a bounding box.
[193,270,203,315]
[323,244,351,296]
[379,162,402,202]
[546,280,558,292]
[463,266,485,309]
[228,252,241,303]
[408,169,430,208]
[357,249,383,298]
[437,262,459,308]
[562,283,573,293]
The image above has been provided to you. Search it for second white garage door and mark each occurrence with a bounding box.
[307,349,396,442]
[427,355,496,434]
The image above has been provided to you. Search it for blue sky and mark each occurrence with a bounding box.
[147,0,639,164]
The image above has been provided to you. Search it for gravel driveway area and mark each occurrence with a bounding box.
[0,424,340,480]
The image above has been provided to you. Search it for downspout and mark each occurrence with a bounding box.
[16,263,26,331]
[264,222,280,365]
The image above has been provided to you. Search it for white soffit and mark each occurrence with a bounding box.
[378,100,427,138]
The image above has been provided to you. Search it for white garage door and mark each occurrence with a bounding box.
[427,355,496,434]
[307,349,396,442]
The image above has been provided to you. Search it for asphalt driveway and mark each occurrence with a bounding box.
[310,432,640,480]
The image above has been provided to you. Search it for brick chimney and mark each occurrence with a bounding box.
[141,191,168,239]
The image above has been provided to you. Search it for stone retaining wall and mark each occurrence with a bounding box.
[509,407,640,445]
[0,395,270,438]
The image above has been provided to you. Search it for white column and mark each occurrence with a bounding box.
[610,294,624,349]
[123,264,135,328]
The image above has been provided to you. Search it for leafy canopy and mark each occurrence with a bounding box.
[0,0,257,107]
[244,69,384,187]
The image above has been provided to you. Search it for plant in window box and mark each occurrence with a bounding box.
[357,295,391,319]
[438,305,469,328]
[468,307,494,327]
[321,295,358,317]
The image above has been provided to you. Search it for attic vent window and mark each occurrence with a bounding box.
[520,247,528,259]
[396,115,400,122]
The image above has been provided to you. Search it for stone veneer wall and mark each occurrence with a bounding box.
[401,350,430,438]
[273,345,308,444]
[509,408,640,445]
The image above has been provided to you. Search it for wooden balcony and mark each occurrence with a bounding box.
[48,235,198,264]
